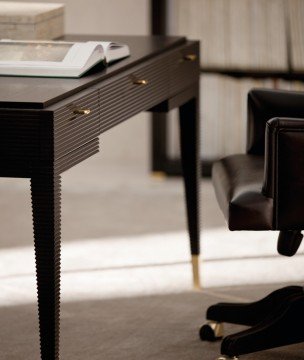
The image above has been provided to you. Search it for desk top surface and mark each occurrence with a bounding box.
[0,34,186,109]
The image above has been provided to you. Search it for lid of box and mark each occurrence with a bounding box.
[0,2,64,24]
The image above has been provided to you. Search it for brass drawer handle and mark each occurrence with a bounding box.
[73,108,91,115]
[133,79,148,86]
[183,54,197,62]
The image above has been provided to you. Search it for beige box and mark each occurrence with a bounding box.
[0,2,64,40]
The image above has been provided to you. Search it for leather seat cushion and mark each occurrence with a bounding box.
[212,154,274,230]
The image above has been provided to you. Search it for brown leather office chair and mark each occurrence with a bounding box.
[200,89,304,359]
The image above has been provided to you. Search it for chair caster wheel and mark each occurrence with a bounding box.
[199,321,223,341]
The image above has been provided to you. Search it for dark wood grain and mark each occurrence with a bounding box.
[179,84,201,256]
[0,35,185,109]
[0,34,201,359]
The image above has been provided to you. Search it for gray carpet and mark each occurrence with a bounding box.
[1,158,304,359]
[1,284,304,359]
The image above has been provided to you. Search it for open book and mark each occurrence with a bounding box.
[0,40,130,78]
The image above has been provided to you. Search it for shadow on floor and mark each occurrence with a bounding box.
[1,289,304,360]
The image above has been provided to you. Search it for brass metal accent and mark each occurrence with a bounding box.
[133,79,148,85]
[151,171,166,180]
[191,255,201,289]
[216,357,239,360]
[73,108,91,115]
[208,321,224,338]
[183,54,197,62]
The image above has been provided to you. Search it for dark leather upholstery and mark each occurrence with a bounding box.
[247,89,304,155]
[213,89,304,232]
[205,89,304,358]
[264,117,304,229]
[212,154,273,230]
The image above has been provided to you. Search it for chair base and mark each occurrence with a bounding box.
[200,286,304,357]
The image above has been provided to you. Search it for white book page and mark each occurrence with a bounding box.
[0,40,129,77]
[0,40,105,69]
[0,42,71,62]
[99,41,130,63]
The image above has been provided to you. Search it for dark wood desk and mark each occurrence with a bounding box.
[0,35,200,360]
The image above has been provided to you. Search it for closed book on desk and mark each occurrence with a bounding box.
[0,40,130,78]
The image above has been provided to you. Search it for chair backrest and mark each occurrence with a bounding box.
[247,89,304,156]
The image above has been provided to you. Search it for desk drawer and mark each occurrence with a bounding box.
[100,57,169,133]
[53,89,100,159]
[169,42,200,96]
[124,57,170,114]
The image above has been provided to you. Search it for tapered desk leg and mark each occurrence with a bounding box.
[179,85,201,289]
[31,174,62,360]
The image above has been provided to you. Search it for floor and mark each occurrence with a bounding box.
[1,152,304,359]
[2,283,304,359]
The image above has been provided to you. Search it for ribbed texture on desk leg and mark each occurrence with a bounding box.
[31,175,61,360]
[100,58,170,133]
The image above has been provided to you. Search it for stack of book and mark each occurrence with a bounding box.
[167,0,304,162]
[287,0,304,72]
[199,75,304,160]
[175,0,288,71]
[167,75,304,161]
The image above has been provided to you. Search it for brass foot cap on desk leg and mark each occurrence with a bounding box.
[191,255,201,290]
[151,171,167,181]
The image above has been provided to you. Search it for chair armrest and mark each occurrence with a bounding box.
[263,117,304,229]
[247,89,304,156]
